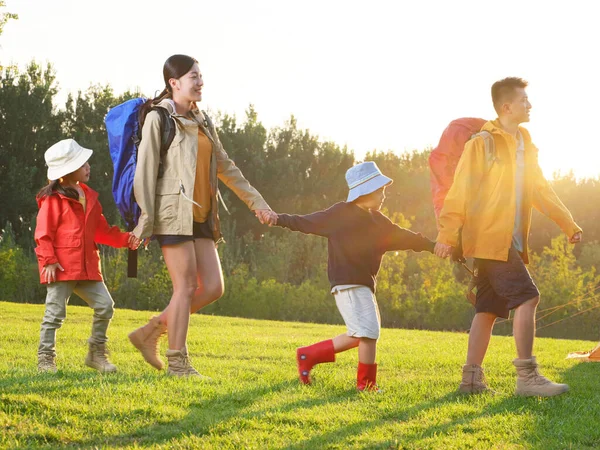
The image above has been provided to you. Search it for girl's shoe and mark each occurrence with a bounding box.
[85,339,117,373]
[38,353,57,373]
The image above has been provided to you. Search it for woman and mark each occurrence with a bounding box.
[129,54,276,377]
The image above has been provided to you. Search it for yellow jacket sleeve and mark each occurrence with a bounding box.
[531,161,582,239]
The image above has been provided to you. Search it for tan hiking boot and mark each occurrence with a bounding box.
[458,364,493,394]
[38,353,57,373]
[166,347,210,379]
[513,356,569,397]
[85,340,117,373]
[128,316,167,370]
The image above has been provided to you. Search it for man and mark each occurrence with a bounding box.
[434,77,582,397]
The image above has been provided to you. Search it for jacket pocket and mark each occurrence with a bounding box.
[155,178,180,224]
[54,237,82,248]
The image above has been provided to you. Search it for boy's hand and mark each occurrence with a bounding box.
[42,263,64,283]
[569,231,582,244]
[434,242,453,259]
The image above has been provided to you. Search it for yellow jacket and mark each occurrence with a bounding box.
[436,120,581,263]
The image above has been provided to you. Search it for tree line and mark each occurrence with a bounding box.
[2,60,600,340]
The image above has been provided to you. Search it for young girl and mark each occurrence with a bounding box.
[273,162,436,391]
[35,139,138,373]
[128,54,275,377]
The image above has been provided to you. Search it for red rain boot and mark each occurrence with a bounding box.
[296,339,336,384]
[357,362,379,391]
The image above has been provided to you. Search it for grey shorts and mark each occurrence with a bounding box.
[332,285,380,339]
[474,247,540,319]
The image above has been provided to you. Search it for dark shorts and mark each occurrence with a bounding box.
[474,246,540,319]
[155,221,214,247]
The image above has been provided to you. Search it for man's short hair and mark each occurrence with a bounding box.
[491,77,528,114]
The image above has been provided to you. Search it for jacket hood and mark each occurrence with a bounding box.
[482,119,533,144]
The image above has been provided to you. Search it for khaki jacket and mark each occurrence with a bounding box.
[436,120,581,263]
[133,99,270,241]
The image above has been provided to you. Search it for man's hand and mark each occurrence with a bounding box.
[569,231,582,244]
[434,242,453,258]
[255,209,277,226]
[41,263,64,283]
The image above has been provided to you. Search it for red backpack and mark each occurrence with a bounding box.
[428,118,495,221]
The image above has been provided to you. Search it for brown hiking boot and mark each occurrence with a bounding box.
[85,340,117,373]
[38,353,57,373]
[166,347,210,379]
[458,364,493,394]
[128,316,167,370]
[513,356,569,397]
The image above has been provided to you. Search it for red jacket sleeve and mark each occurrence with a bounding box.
[93,202,130,248]
[34,196,60,266]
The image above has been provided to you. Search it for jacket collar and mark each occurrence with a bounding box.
[155,98,205,121]
[483,119,533,146]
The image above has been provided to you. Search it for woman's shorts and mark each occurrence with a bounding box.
[474,246,540,319]
[332,285,380,339]
[155,221,214,247]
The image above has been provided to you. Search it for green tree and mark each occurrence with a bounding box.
[0,62,63,246]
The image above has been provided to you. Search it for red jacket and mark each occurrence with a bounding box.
[34,183,130,283]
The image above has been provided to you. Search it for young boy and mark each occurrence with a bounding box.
[273,161,435,390]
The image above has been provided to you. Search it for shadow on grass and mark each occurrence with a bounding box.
[4,360,600,449]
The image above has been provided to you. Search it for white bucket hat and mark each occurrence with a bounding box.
[45,139,93,181]
[345,161,393,202]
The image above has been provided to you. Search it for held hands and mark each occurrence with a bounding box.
[41,263,64,283]
[569,231,582,244]
[255,209,278,226]
[434,242,453,259]
[128,232,142,250]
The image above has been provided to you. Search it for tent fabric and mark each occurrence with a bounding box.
[566,342,600,361]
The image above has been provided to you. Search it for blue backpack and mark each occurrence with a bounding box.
[105,98,175,276]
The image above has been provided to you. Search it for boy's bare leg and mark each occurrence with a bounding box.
[332,334,359,352]
[358,337,377,364]
[465,312,497,365]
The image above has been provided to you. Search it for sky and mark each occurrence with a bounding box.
[2,0,599,179]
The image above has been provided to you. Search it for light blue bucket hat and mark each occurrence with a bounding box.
[345,161,393,202]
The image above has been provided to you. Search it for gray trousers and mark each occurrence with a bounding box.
[38,280,115,356]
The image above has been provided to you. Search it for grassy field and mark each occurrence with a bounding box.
[1,301,599,449]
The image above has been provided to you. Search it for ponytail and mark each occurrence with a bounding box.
[138,87,171,130]
[37,179,79,201]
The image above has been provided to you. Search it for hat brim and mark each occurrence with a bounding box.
[347,174,393,202]
[47,148,93,181]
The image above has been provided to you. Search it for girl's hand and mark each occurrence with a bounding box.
[42,263,64,283]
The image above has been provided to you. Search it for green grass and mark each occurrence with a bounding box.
[1,301,599,449]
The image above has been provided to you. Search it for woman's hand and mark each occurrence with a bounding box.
[255,209,278,226]
[41,263,64,283]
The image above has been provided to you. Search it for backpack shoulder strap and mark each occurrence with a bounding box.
[149,106,177,178]
[152,107,176,153]
[473,130,496,170]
